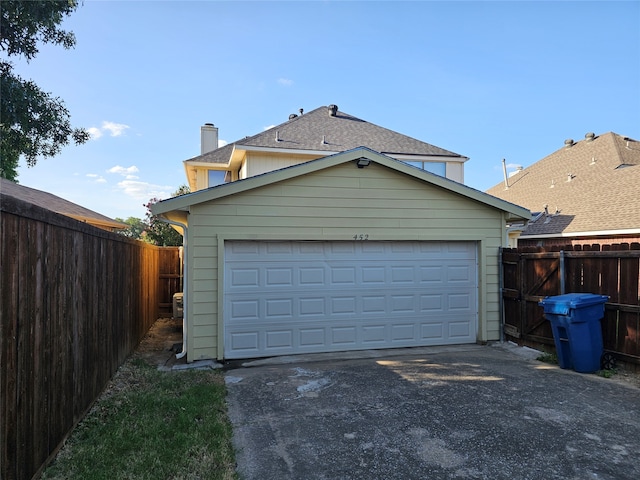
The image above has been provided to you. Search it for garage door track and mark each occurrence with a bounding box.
[224,344,640,480]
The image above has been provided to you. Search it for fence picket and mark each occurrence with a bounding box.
[1,195,181,480]
[501,245,640,370]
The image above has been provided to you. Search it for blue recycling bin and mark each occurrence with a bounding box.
[539,293,609,373]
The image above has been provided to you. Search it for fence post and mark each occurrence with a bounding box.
[560,250,566,294]
[499,247,505,342]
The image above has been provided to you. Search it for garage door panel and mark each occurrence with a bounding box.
[331,267,356,284]
[224,241,477,359]
[392,323,416,341]
[300,328,325,347]
[449,321,472,338]
[266,330,292,349]
[332,327,357,345]
[265,299,293,318]
[230,300,259,320]
[300,267,325,285]
[229,332,259,352]
[420,323,444,339]
[299,297,326,316]
[362,325,386,343]
[231,268,260,287]
[331,297,357,314]
[266,268,293,286]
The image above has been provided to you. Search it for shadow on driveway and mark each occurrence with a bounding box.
[225,344,640,480]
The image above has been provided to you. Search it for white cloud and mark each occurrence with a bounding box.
[88,127,103,139]
[102,121,130,137]
[88,121,130,140]
[277,78,293,86]
[506,163,523,170]
[108,165,139,176]
[263,125,276,131]
[125,174,139,180]
[116,180,174,201]
[86,173,107,183]
[218,139,228,147]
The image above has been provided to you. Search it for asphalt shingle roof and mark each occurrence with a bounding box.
[0,178,126,230]
[186,105,466,164]
[486,132,640,237]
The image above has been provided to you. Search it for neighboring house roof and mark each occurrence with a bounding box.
[486,132,640,239]
[184,105,468,168]
[155,147,529,223]
[0,178,126,232]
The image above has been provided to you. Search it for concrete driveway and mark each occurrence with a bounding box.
[224,344,640,480]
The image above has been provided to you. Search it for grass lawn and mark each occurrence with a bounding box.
[42,358,237,480]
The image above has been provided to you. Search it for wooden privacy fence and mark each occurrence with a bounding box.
[1,195,181,480]
[158,247,182,317]
[501,243,640,367]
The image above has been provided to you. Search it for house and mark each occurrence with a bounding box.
[486,132,640,248]
[153,105,529,362]
[0,178,126,232]
[184,104,468,191]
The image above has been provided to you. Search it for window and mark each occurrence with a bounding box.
[404,161,446,177]
[208,170,226,187]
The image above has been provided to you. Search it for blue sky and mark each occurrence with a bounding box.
[10,0,640,220]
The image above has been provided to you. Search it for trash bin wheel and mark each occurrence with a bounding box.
[601,352,616,370]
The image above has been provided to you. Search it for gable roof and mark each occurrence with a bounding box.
[184,105,468,169]
[155,147,529,223]
[486,132,640,238]
[0,178,126,231]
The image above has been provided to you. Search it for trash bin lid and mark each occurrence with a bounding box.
[539,293,609,315]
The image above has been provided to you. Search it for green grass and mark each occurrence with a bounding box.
[597,368,618,378]
[42,359,237,480]
[536,351,559,364]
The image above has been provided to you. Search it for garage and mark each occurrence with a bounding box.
[224,240,477,359]
[152,148,530,362]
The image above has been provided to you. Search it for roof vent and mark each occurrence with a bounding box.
[289,114,298,120]
[585,132,596,142]
[564,139,574,148]
[328,104,338,116]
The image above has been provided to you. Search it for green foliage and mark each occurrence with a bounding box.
[536,351,558,364]
[597,368,617,379]
[114,216,152,242]
[0,0,89,181]
[143,185,190,246]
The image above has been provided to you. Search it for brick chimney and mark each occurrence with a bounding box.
[201,123,218,154]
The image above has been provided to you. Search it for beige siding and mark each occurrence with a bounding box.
[186,162,506,361]
[243,151,322,179]
[446,162,464,183]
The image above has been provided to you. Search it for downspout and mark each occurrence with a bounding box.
[158,216,189,359]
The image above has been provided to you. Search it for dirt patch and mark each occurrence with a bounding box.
[609,368,640,389]
[132,316,185,368]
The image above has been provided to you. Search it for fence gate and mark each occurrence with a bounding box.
[501,244,640,367]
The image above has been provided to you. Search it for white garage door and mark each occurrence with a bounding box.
[224,241,477,359]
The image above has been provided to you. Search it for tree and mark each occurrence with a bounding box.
[0,0,89,181]
[115,216,151,242]
[144,185,191,246]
